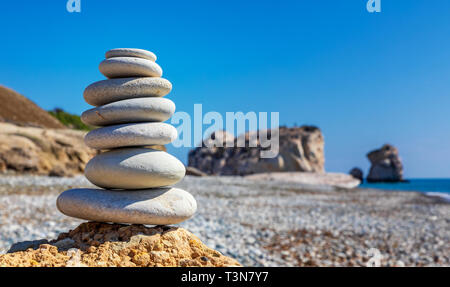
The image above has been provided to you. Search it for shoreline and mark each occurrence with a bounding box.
[1,173,448,202]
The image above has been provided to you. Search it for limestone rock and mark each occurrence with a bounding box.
[83,77,172,107]
[0,222,241,267]
[81,97,175,126]
[0,122,97,176]
[188,126,325,175]
[57,188,197,225]
[203,130,235,147]
[84,122,177,149]
[85,148,186,189]
[99,57,163,79]
[106,48,157,62]
[367,144,404,182]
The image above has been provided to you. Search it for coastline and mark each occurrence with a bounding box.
[361,178,450,203]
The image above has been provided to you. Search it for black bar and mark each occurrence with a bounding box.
[0,267,444,286]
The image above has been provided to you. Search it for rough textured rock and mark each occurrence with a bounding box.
[349,167,363,182]
[0,222,240,267]
[367,144,404,182]
[0,122,97,176]
[188,126,325,176]
[203,130,235,147]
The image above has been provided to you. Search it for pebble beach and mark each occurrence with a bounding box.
[0,175,448,267]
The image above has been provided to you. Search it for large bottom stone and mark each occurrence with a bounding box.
[57,188,197,225]
[0,222,241,267]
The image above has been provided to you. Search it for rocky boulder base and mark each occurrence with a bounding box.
[188,126,325,176]
[367,144,404,182]
[0,222,240,267]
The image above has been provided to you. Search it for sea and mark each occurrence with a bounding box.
[360,179,450,202]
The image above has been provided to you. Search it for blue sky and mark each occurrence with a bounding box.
[0,1,449,178]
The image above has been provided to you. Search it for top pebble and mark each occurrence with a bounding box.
[106,48,157,62]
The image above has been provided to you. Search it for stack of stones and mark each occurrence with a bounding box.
[57,48,197,225]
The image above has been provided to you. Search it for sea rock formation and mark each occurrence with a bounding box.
[349,167,363,182]
[57,48,196,225]
[0,222,240,267]
[367,144,404,182]
[0,122,96,176]
[188,126,325,176]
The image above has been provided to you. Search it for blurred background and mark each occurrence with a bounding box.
[0,1,449,177]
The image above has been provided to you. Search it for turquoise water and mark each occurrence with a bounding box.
[360,179,450,201]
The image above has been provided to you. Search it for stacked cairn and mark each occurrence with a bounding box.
[57,48,197,225]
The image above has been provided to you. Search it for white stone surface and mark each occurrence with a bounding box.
[105,48,157,62]
[85,148,186,189]
[56,187,197,225]
[83,77,172,106]
[81,98,176,126]
[99,57,163,78]
[85,122,178,149]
